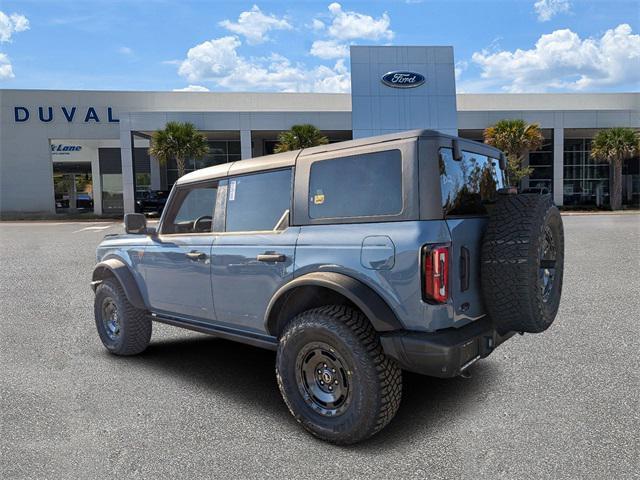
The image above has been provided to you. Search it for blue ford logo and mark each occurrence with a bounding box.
[381,71,425,88]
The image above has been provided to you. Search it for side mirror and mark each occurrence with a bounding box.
[452,139,463,161]
[499,153,507,171]
[124,213,147,234]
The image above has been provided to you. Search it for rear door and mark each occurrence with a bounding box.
[141,181,219,321]
[438,146,506,321]
[210,168,299,333]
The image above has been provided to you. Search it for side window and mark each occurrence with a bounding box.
[225,169,292,232]
[439,148,505,216]
[162,183,218,234]
[309,150,403,219]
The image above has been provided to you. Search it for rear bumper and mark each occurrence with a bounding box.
[380,316,514,378]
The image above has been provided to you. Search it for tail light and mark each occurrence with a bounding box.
[422,245,449,303]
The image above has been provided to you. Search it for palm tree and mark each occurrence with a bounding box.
[483,119,544,187]
[148,121,209,179]
[274,124,329,153]
[590,127,640,210]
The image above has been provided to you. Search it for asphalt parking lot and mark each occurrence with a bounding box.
[1,214,638,479]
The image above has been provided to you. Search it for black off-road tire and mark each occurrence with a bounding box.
[481,193,564,334]
[94,278,152,355]
[276,305,402,445]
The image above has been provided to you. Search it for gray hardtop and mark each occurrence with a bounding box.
[176,129,502,186]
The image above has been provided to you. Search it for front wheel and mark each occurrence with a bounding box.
[94,278,152,355]
[276,305,402,444]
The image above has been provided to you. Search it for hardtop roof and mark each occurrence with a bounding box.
[176,129,502,185]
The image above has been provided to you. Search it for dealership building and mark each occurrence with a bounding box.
[1,45,638,217]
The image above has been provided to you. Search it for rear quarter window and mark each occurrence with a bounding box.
[440,148,505,216]
[309,149,403,219]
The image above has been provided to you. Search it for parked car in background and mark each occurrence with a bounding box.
[76,193,94,210]
[55,192,93,210]
[135,190,169,215]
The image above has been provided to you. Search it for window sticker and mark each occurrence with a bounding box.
[313,190,325,205]
[229,180,237,201]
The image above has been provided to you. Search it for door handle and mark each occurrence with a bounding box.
[186,251,208,261]
[256,253,286,263]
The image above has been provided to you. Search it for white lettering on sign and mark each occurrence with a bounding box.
[381,71,426,89]
[392,73,416,84]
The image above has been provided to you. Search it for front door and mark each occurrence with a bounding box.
[141,181,219,321]
[211,169,298,333]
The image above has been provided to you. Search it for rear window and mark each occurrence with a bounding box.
[309,150,403,219]
[440,148,505,216]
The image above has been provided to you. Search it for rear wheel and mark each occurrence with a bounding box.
[276,305,402,444]
[94,278,152,355]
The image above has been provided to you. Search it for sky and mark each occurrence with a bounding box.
[0,0,638,93]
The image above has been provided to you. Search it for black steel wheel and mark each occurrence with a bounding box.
[539,225,557,303]
[94,278,152,355]
[101,297,121,341]
[276,305,402,445]
[295,342,352,417]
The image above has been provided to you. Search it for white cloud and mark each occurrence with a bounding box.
[219,5,291,45]
[471,24,640,92]
[310,39,349,59]
[325,3,393,41]
[178,36,243,82]
[454,60,468,81]
[533,0,570,22]
[173,85,210,92]
[0,52,14,79]
[177,35,350,93]
[0,11,29,43]
[118,46,134,56]
[308,3,393,59]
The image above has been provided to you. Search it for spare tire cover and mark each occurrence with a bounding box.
[480,193,564,334]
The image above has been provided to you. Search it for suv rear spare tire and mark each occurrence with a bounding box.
[276,305,402,444]
[481,193,564,334]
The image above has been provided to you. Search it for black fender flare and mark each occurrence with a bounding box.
[92,258,146,310]
[264,271,403,336]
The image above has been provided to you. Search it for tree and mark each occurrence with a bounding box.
[483,119,544,187]
[149,122,209,179]
[590,127,640,210]
[274,124,329,153]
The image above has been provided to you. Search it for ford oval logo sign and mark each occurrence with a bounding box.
[381,71,425,88]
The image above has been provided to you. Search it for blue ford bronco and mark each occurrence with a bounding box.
[92,130,564,444]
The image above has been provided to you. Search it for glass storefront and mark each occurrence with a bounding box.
[528,134,553,193]
[166,140,241,187]
[101,174,123,213]
[52,163,94,213]
[99,148,124,214]
[622,155,640,207]
[563,138,610,207]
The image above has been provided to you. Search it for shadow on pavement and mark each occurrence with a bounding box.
[133,334,494,449]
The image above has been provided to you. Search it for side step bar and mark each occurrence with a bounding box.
[150,313,279,351]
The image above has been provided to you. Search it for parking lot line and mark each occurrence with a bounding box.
[72,224,114,233]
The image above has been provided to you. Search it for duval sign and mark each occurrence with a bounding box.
[14,106,119,123]
[381,71,425,88]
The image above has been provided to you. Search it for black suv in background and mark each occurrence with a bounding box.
[135,190,169,215]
